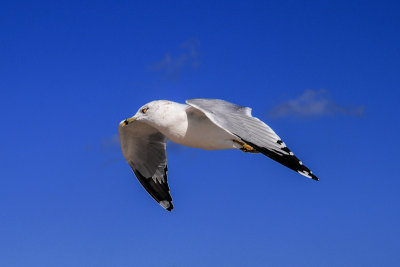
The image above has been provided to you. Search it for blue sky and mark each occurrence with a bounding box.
[1,0,400,266]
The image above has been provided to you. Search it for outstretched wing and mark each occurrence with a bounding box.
[186,98,319,181]
[118,120,173,211]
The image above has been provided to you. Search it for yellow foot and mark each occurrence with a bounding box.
[241,144,259,153]
[233,140,259,153]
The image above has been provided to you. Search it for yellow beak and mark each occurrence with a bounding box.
[121,117,136,127]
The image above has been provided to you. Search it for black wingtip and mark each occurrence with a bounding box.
[241,138,320,182]
[159,200,174,211]
[311,174,319,181]
[165,201,174,211]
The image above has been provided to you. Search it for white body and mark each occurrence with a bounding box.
[138,101,239,150]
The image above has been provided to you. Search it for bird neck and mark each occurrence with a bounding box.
[152,104,189,140]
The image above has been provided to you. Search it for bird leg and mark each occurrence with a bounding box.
[233,140,259,153]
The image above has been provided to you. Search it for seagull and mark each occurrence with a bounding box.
[119,99,319,211]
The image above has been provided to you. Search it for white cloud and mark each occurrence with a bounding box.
[268,89,365,118]
[100,134,120,150]
[148,39,200,80]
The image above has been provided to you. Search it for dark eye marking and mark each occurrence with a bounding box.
[141,107,149,114]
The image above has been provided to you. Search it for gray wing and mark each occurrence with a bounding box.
[118,120,173,211]
[186,98,319,181]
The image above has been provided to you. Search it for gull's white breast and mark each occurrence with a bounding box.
[160,106,238,150]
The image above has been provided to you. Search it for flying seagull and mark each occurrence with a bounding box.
[119,99,319,211]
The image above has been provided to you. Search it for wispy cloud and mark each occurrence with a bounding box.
[268,89,365,119]
[148,39,200,80]
[84,135,121,168]
[100,134,120,151]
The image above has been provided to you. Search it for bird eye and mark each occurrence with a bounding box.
[141,107,149,114]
